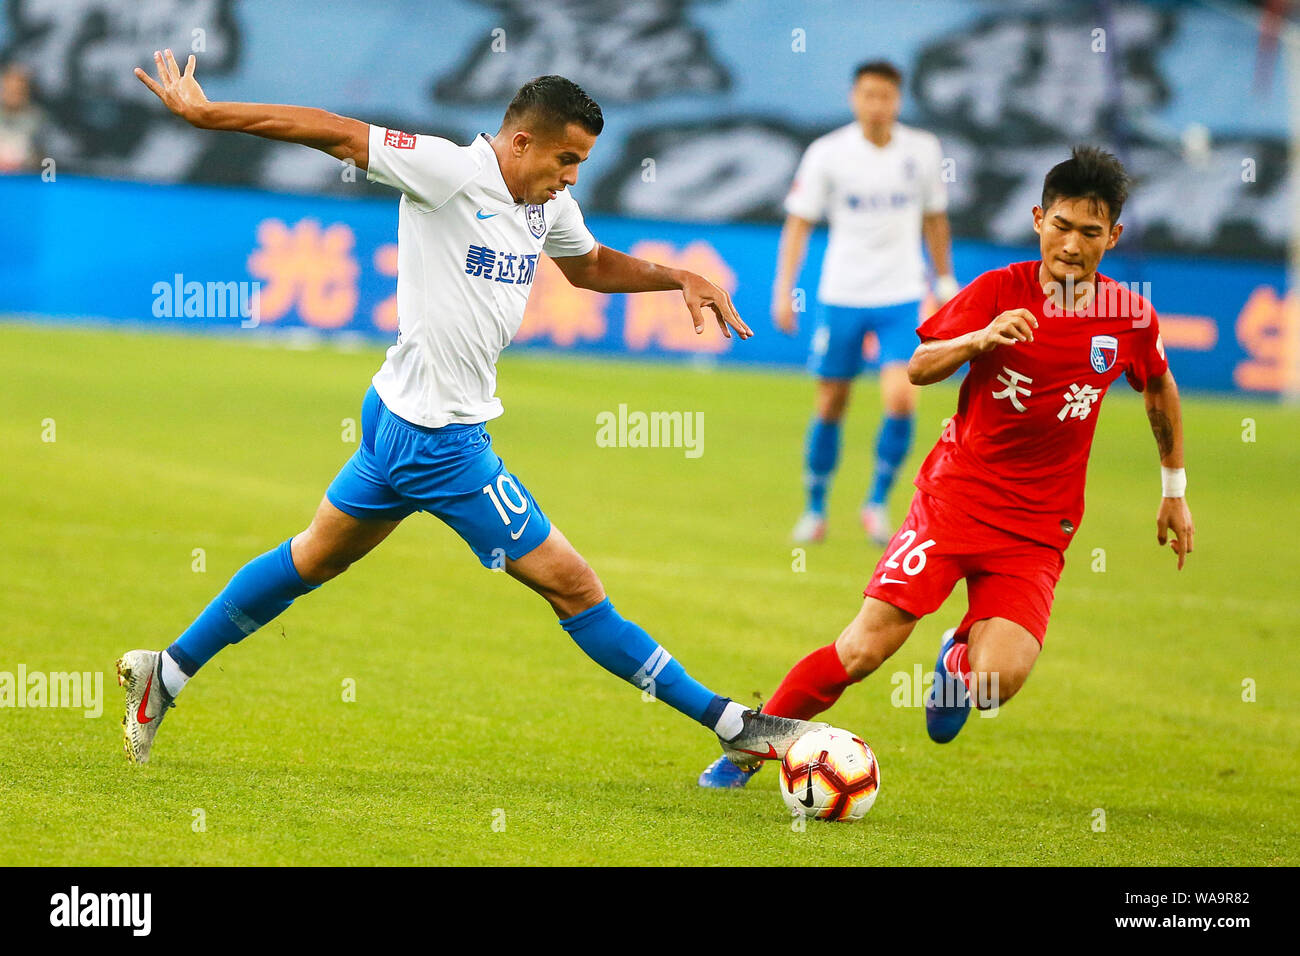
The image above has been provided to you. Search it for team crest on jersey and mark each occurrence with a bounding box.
[1089,335,1118,373]
[525,204,546,238]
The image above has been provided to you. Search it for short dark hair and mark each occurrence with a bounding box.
[502,75,603,137]
[853,60,903,86]
[1041,146,1130,224]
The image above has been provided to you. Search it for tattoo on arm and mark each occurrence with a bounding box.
[1147,407,1174,459]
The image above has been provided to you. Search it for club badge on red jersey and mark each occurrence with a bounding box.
[1090,334,1118,373]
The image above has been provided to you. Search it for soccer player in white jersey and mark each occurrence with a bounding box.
[118,50,821,770]
[774,61,958,546]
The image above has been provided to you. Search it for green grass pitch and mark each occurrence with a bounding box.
[1,320,1296,866]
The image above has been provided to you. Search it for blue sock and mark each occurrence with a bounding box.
[867,413,915,507]
[803,417,841,515]
[166,538,319,675]
[559,598,729,729]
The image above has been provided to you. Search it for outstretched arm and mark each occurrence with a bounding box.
[1144,369,1195,569]
[134,49,369,167]
[551,244,751,340]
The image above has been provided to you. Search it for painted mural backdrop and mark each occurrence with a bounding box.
[1,0,1286,257]
[0,0,1293,394]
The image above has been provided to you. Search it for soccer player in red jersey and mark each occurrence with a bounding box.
[699,146,1196,786]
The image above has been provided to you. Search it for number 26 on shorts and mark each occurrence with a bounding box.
[884,529,936,576]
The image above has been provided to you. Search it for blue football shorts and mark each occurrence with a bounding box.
[808,299,922,380]
[326,386,551,568]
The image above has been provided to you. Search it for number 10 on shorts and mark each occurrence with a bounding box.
[482,475,529,526]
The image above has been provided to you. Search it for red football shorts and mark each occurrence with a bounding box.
[864,490,1065,645]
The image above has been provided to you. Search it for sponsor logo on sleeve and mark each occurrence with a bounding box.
[384,129,417,149]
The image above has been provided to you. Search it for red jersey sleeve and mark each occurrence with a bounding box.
[916,267,1004,341]
[1124,309,1169,391]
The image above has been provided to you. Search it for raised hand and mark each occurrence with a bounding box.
[771,287,797,335]
[976,308,1038,352]
[134,49,210,127]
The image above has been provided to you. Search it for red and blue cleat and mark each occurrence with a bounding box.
[924,627,971,743]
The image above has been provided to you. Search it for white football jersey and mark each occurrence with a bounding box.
[365,126,597,427]
[784,122,947,308]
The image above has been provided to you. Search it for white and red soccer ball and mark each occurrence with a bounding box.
[778,726,880,822]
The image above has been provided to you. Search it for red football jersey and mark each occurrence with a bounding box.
[913,260,1168,549]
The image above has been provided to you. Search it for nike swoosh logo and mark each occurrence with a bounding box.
[735,743,779,760]
[137,672,154,724]
[476,209,498,219]
[798,766,817,807]
[509,513,532,541]
[879,574,907,585]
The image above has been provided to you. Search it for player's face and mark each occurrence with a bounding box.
[850,75,900,130]
[1033,197,1123,284]
[518,122,596,204]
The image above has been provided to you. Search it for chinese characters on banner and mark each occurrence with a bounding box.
[244,217,1294,392]
[247,219,738,355]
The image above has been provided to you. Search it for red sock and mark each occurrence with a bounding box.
[942,640,973,692]
[764,643,856,720]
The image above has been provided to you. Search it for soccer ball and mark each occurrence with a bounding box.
[778,726,880,822]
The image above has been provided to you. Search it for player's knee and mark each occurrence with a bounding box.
[881,372,917,416]
[968,664,1030,708]
[816,383,851,420]
[550,559,605,618]
[820,400,848,421]
[291,530,353,585]
[883,390,916,417]
[834,629,888,679]
[297,552,351,585]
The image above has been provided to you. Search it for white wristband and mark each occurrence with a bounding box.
[1161,466,1186,498]
[935,274,960,302]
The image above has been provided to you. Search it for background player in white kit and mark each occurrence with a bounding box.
[773,61,958,546]
[116,50,820,771]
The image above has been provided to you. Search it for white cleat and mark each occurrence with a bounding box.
[116,649,175,765]
[861,504,893,547]
[791,512,827,544]
[720,710,829,771]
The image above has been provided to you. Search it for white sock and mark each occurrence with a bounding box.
[714,700,749,741]
[159,651,190,697]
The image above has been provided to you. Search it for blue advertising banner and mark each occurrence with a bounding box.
[0,173,1291,396]
[0,0,1287,261]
